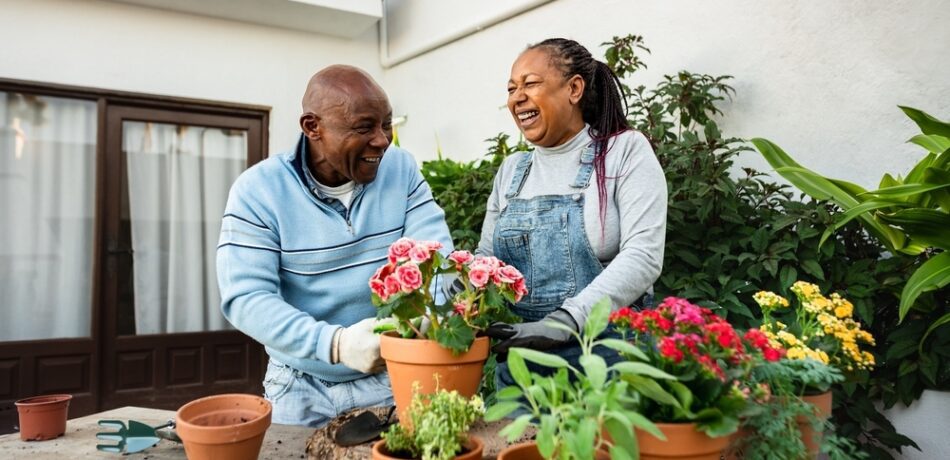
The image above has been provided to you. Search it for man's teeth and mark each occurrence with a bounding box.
[363,157,380,163]
[518,111,538,121]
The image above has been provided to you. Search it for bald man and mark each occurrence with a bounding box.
[217,66,453,427]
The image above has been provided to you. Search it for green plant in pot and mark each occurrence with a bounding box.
[608,297,785,460]
[373,383,485,460]
[734,358,869,460]
[753,108,949,456]
[486,298,672,460]
[370,238,522,424]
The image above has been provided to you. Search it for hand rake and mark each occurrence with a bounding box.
[96,419,179,454]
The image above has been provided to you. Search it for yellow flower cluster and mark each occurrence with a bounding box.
[754,281,876,372]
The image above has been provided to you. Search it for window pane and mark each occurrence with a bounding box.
[0,92,97,341]
[120,121,246,335]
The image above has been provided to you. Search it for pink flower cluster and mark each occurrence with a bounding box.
[611,297,784,381]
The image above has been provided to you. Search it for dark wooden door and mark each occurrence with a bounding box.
[97,106,266,412]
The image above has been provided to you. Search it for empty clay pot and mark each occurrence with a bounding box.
[176,393,272,460]
[371,434,484,460]
[15,394,72,441]
[496,441,610,460]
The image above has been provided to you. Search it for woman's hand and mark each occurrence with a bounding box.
[485,309,578,353]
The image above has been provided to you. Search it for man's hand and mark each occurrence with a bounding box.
[332,318,388,373]
[485,309,578,354]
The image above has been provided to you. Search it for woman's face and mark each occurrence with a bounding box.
[507,48,585,148]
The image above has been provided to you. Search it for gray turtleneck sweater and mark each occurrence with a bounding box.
[476,127,667,327]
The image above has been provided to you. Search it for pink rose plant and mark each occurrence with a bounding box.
[369,237,523,353]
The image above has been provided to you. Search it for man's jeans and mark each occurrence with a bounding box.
[263,359,394,427]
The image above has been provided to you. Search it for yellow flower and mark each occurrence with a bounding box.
[753,291,789,310]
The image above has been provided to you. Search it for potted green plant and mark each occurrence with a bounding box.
[372,384,485,460]
[754,107,949,456]
[370,237,522,422]
[486,298,672,460]
[608,297,785,460]
[751,282,876,456]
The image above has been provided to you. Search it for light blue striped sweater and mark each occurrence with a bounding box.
[217,135,452,382]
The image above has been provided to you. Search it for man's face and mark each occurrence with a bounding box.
[306,85,393,186]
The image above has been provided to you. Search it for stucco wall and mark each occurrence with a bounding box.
[0,0,381,155]
[382,0,950,189]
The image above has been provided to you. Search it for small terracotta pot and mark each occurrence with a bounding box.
[380,332,489,425]
[176,393,272,460]
[371,434,483,460]
[799,391,833,458]
[496,441,610,460]
[15,394,72,441]
[637,422,733,460]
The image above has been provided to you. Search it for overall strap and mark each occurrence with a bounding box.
[504,152,534,199]
[570,144,596,189]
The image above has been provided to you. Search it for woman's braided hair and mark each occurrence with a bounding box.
[527,38,630,232]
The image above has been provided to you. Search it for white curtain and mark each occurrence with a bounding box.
[123,122,245,334]
[0,92,96,341]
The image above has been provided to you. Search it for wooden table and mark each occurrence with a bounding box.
[0,406,527,459]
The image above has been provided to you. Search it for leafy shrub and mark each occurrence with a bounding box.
[420,134,529,251]
[382,384,484,460]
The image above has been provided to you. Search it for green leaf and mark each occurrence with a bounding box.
[580,354,608,389]
[900,106,950,138]
[801,259,825,280]
[877,209,950,250]
[498,414,532,442]
[900,252,950,321]
[538,414,557,458]
[625,375,681,408]
[605,416,638,459]
[485,401,522,422]
[513,347,571,369]
[919,313,950,353]
[909,134,950,154]
[575,418,598,459]
[779,265,798,290]
[626,410,665,439]
[585,297,612,338]
[432,315,475,354]
[599,338,649,361]
[506,350,532,389]
[495,385,524,400]
[864,182,950,198]
[611,361,676,380]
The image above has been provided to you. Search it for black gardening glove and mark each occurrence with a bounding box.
[485,309,578,354]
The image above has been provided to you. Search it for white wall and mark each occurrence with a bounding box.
[382,0,950,189]
[0,0,382,155]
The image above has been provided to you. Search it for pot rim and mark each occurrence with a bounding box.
[176,393,272,442]
[380,332,489,364]
[15,394,73,407]
[372,434,484,459]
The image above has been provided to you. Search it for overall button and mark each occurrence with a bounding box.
[572,194,581,201]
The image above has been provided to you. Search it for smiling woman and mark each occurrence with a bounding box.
[480,38,668,392]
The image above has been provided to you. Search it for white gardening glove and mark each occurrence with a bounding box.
[332,318,388,374]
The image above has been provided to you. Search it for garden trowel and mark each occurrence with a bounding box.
[95,419,179,454]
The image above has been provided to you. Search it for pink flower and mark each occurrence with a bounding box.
[448,250,474,266]
[424,240,444,251]
[409,243,432,263]
[493,265,523,284]
[369,278,388,300]
[469,267,490,288]
[384,276,402,298]
[388,238,414,263]
[454,301,470,315]
[395,263,423,292]
[512,278,527,302]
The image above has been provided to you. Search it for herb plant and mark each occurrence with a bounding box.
[485,298,672,459]
[382,384,484,460]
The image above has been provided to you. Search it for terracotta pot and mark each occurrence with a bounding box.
[496,441,610,460]
[380,332,489,425]
[371,434,483,460]
[637,422,733,460]
[798,391,832,458]
[176,393,272,460]
[14,394,72,441]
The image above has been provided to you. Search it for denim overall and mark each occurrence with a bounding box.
[493,145,623,389]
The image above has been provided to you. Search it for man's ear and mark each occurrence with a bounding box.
[300,113,320,140]
[568,74,585,105]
